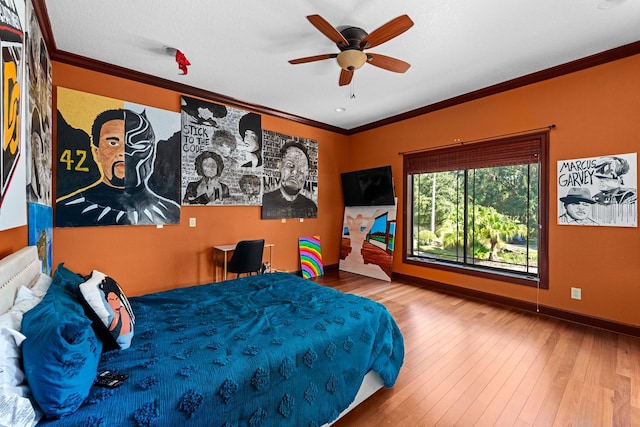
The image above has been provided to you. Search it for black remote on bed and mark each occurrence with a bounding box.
[95,370,128,388]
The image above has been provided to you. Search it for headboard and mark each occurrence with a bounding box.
[0,246,42,315]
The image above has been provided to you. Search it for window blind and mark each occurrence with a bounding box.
[404,131,548,174]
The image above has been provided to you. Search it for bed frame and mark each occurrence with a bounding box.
[327,370,383,425]
[0,246,42,315]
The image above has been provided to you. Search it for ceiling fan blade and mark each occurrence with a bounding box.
[360,15,414,49]
[289,53,337,65]
[367,53,411,73]
[339,69,354,86]
[307,15,349,46]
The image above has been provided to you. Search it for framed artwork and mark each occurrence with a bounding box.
[28,202,52,274]
[0,0,26,231]
[262,130,318,219]
[55,87,181,227]
[26,0,53,207]
[558,153,637,227]
[181,96,263,206]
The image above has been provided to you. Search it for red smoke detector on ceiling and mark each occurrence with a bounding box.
[175,49,191,75]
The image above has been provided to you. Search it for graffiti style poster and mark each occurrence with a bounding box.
[26,0,52,206]
[0,0,23,205]
[181,96,263,206]
[557,153,637,227]
[261,130,318,219]
[55,87,181,226]
[28,202,52,275]
[0,0,26,231]
[339,204,397,281]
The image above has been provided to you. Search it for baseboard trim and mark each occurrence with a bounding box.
[392,272,640,338]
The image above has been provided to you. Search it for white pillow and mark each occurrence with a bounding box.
[0,327,40,427]
[0,287,43,332]
[29,274,52,299]
[14,286,35,306]
[79,270,110,325]
[0,327,26,388]
[0,309,17,331]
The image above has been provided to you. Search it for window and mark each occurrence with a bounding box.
[403,131,549,288]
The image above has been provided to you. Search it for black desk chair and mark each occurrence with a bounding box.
[227,239,265,278]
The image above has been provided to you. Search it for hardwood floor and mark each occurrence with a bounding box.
[312,270,640,427]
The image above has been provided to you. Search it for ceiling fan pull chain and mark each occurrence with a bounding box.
[350,81,356,99]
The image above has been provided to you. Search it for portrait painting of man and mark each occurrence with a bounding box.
[261,131,318,219]
[557,152,637,227]
[55,87,181,227]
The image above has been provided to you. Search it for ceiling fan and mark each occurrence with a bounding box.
[289,14,414,86]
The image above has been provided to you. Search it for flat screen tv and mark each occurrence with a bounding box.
[340,165,395,206]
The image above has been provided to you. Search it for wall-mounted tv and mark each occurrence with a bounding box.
[340,165,395,206]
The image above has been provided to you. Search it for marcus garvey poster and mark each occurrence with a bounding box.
[557,153,637,227]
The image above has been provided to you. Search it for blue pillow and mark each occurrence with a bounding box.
[21,264,103,419]
[50,262,85,293]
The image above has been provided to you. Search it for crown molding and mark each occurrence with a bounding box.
[32,1,640,136]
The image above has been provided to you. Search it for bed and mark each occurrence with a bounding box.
[0,246,404,427]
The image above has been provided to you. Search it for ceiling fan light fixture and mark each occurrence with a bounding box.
[337,50,367,71]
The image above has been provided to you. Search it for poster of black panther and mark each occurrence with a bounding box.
[181,96,263,206]
[55,87,181,227]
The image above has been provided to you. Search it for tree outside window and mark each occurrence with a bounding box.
[404,131,549,288]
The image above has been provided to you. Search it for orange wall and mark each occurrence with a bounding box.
[1,55,638,326]
[348,53,640,326]
[49,62,350,296]
[0,225,28,259]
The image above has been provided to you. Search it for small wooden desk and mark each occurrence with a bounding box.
[213,243,274,282]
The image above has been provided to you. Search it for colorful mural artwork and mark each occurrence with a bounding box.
[28,202,52,274]
[181,96,263,206]
[299,235,324,279]
[55,87,181,227]
[261,130,318,219]
[0,0,22,206]
[558,152,637,227]
[339,204,397,281]
[0,0,26,231]
[26,0,52,207]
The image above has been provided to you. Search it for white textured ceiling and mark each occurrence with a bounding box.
[43,0,640,131]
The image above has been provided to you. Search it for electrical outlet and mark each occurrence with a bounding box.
[571,287,582,300]
[189,218,196,227]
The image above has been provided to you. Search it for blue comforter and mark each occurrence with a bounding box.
[39,272,404,426]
